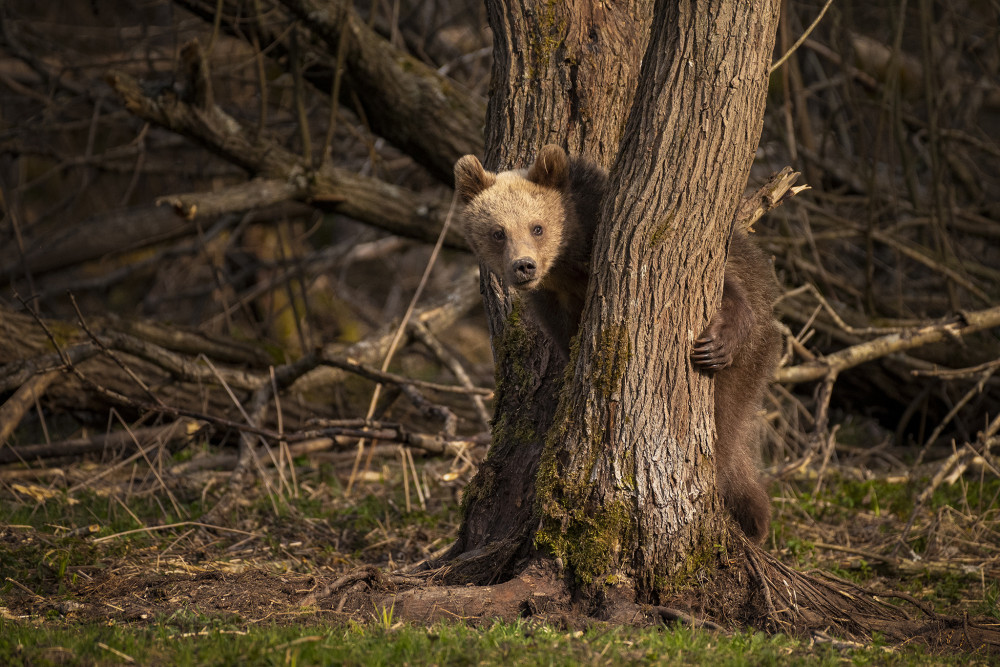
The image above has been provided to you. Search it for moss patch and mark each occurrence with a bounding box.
[649,209,677,247]
[534,323,632,585]
[535,498,632,585]
[492,300,538,400]
[592,324,630,400]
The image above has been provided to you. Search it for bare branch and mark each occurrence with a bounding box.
[737,167,810,232]
[106,68,466,249]
[777,304,1000,385]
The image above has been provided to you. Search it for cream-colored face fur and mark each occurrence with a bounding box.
[454,148,569,292]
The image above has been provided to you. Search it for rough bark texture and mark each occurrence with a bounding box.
[483,0,655,169]
[445,0,780,596]
[538,0,781,596]
[440,0,655,583]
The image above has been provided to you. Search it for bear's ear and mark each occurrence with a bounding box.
[527,144,569,189]
[454,155,496,203]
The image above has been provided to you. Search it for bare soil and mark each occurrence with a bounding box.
[2,451,998,655]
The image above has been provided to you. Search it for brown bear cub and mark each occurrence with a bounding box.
[454,144,781,542]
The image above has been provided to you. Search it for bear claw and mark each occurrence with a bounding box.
[691,325,736,371]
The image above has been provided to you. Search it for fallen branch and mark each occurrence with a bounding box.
[0,371,61,446]
[106,66,466,250]
[0,274,485,452]
[176,0,485,183]
[276,0,484,183]
[0,342,97,395]
[776,304,1000,385]
[0,420,204,465]
[0,201,318,283]
[156,178,303,220]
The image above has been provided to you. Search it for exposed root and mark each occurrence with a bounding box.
[429,536,530,585]
[745,535,907,636]
[300,565,426,608]
[380,560,572,625]
[649,606,723,631]
[365,538,1000,654]
[742,535,1000,651]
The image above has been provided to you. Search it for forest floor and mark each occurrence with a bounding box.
[1,434,998,665]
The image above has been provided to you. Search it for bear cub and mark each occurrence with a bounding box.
[454,144,780,543]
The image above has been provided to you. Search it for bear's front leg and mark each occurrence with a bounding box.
[691,272,755,371]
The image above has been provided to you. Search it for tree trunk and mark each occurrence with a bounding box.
[441,0,655,582]
[445,0,780,599]
[539,0,780,596]
[483,0,655,168]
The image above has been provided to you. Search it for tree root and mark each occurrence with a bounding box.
[331,538,1000,654]
[740,535,999,651]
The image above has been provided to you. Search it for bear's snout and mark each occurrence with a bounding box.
[511,257,537,284]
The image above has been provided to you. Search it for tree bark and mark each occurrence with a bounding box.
[539,0,780,595]
[440,0,655,583]
[483,0,655,169]
[445,0,780,600]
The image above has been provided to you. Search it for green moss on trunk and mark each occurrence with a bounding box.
[535,499,632,585]
[534,323,632,585]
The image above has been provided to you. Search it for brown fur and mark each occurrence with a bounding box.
[455,145,780,542]
[454,145,606,349]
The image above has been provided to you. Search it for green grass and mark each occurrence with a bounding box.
[0,488,195,592]
[786,476,1000,524]
[0,484,211,547]
[977,581,1000,619]
[2,451,995,665]
[0,617,980,667]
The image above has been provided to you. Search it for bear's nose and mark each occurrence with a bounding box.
[512,258,536,281]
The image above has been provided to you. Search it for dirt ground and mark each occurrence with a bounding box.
[2,444,998,655]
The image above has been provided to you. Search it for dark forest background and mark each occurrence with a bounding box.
[4,0,998,452]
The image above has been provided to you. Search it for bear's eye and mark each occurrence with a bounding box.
[532,225,543,237]
[492,229,506,242]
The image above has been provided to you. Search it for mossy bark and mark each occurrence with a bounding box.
[441,0,654,583]
[538,0,780,598]
[445,0,780,598]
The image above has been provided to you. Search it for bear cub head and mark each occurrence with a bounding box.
[454,145,572,293]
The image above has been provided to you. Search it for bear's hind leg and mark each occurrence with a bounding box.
[714,367,772,543]
[718,454,771,542]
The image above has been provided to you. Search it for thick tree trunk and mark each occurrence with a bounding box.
[483,0,655,168]
[445,0,780,598]
[441,0,654,582]
[538,0,780,596]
